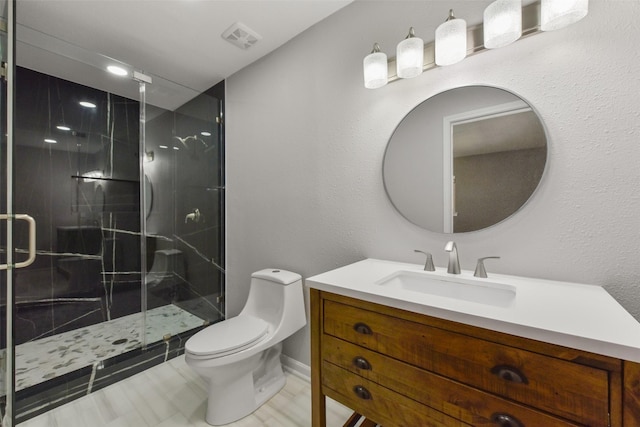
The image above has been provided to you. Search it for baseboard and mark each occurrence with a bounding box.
[280,354,310,381]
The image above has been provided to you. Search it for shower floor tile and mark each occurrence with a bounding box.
[17,356,355,427]
[3,304,205,393]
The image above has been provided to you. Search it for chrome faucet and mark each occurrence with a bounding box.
[444,241,461,274]
[185,208,201,223]
[414,250,435,271]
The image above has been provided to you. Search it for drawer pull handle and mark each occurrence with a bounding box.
[490,365,528,384]
[353,322,373,335]
[353,357,371,370]
[491,413,524,427]
[353,385,372,400]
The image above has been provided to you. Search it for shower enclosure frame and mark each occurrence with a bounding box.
[0,1,226,423]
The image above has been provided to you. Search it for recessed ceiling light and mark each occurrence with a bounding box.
[107,65,128,76]
[44,138,57,144]
[56,125,71,131]
[201,131,212,137]
[80,101,97,108]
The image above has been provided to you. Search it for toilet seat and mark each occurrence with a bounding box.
[186,315,269,358]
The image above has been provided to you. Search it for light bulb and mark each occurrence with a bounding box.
[396,27,424,79]
[363,43,388,89]
[435,10,467,66]
[483,0,522,49]
[541,0,588,31]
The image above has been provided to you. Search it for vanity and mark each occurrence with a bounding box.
[307,259,640,427]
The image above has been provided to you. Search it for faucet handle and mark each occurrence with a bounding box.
[474,256,500,278]
[414,249,435,271]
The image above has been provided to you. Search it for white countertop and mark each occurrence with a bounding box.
[306,258,640,363]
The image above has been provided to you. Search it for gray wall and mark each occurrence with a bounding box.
[226,1,640,367]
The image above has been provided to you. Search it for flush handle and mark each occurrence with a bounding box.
[353,385,371,400]
[491,365,528,384]
[491,413,524,427]
[353,322,372,335]
[353,356,371,370]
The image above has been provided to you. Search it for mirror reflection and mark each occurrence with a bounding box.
[383,86,547,233]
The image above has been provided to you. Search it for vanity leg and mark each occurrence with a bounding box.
[311,289,326,427]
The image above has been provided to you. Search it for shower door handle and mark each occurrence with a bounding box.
[0,213,36,270]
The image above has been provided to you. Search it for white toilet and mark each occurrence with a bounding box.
[184,268,307,425]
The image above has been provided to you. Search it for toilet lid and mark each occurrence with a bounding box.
[186,315,269,357]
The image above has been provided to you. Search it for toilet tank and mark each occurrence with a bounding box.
[240,269,306,337]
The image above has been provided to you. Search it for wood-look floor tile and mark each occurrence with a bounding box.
[18,355,354,427]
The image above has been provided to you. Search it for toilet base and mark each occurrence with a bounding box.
[203,344,286,426]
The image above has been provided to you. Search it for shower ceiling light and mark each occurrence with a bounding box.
[79,101,97,108]
[541,0,589,31]
[107,65,128,77]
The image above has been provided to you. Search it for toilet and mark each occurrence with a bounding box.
[184,268,307,425]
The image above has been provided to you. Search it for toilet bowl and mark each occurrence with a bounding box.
[185,268,306,425]
[146,249,185,289]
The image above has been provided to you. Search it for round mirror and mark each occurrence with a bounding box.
[383,86,547,233]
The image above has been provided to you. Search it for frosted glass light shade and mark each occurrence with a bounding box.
[363,48,388,89]
[541,0,589,31]
[396,29,424,79]
[435,12,467,66]
[483,0,522,49]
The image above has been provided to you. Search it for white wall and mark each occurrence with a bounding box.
[226,1,640,367]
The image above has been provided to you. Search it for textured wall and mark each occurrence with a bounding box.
[226,1,640,366]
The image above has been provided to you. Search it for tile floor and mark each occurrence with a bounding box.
[2,304,204,394]
[17,355,354,427]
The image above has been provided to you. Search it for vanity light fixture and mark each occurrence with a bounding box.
[364,0,589,89]
[483,0,522,49]
[541,0,589,31]
[363,43,388,89]
[396,27,424,79]
[435,9,467,66]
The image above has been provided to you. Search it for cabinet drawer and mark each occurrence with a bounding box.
[322,361,469,427]
[323,300,610,426]
[323,335,580,426]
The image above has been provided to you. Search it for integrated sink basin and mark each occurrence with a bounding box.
[375,271,516,307]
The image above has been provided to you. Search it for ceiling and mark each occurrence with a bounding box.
[14,0,352,111]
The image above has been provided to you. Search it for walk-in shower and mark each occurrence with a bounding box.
[0,3,225,425]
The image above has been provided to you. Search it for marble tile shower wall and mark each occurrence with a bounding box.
[7,67,144,346]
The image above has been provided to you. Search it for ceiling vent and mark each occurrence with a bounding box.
[221,22,262,50]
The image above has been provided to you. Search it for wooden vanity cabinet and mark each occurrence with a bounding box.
[311,289,640,427]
